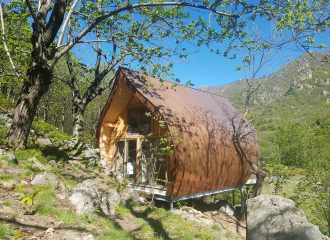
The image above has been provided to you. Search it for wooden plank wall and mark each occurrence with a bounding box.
[99,80,166,165]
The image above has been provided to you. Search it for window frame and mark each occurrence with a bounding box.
[126,106,151,136]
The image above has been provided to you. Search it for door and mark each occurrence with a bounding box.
[126,140,137,180]
[140,138,167,186]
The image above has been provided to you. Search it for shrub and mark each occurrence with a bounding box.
[31,119,54,134]
[48,131,71,141]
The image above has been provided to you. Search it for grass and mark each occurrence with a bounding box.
[0,222,15,239]
[3,200,11,206]
[0,174,14,181]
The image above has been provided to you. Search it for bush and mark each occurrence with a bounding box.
[48,131,71,141]
[31,119,54,134]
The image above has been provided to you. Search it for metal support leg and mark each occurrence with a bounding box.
[240,188,244,217]
[232,190,235,206]
[170,201,175,212]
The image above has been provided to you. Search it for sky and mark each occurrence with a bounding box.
[167,9,330,89]
[58,1,330,89]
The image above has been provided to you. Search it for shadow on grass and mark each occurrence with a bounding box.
[125,199,171,240]
[41,146,70,162]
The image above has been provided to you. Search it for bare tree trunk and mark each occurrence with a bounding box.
[72,102,85,143]
[61,107,65,132]
[6,63,52,149]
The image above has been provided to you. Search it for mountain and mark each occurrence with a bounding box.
[200,50,330,159]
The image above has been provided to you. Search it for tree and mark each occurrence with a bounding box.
[0,2,31,101]
[1,0,259,149]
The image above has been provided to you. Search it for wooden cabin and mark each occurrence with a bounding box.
[96,67,259,203]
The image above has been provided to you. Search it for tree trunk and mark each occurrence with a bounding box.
[249,169,268,198]
[6,64,52,149]
[72,102,85,143]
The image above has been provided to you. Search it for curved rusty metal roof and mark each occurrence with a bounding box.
[96,67,259,198]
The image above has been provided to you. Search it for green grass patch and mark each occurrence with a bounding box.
[3,200,11,206]
[15,149,46,163]
[114,204,131,217]
[0,174,14,181]
[0,221,15,239]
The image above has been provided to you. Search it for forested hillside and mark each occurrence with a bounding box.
[200,50,330,159]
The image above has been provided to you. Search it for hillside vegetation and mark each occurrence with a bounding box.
[200,50,330,159]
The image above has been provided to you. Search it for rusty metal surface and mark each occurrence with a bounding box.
[97,67,259,198]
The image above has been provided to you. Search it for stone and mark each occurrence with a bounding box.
[218,200,235,216]
[31,172,59,189]
[2,179,19,189]
[31,161,46,170]
[81,147,101,163]
[5,118,12,128]
[48,160,56,166]
[0,150,15,160]
[67,179,102,215]
[46,228,55,234]
[126,190,140,202]
[57,162,64,168]
[57,193,67,200]
[100,192,121,216]
[83,235,95,240]
[246,195,324,240]
[37,137,52,146]
[114,171,123,181]
[20,180,28,185]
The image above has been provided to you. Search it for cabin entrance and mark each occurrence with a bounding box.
[114,139,137,181]
[114,138,166,186]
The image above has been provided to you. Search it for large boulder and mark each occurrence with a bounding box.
[100,192,121,216]
[31,172,59,189]
[81,147,101,165]
[67,179,102,215]
[246,195,324,240]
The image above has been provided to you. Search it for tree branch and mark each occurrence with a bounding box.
[57,0,79,48]
[43,0,67,48]
[0,3,20,78]
[52,1,241,68]
[25,0,37,22]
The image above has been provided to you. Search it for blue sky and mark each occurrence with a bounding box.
[168,9,330,88]
[70,3,330,89]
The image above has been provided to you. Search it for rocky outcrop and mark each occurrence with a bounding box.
[0,149,15,160]
[31,161,46,170]
[1,179,19,189]
[246,195,324,240]
[174,206,213,226]
[81,147,101,166]
[31,172,59,189]
[0,111,13,128]
[219,200,235,216]
[100,192,121,216]
[67,179,102,215]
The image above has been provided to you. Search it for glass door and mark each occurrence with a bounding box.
[126,140,137,180]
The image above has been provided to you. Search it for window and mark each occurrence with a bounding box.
[127,106,151,135]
